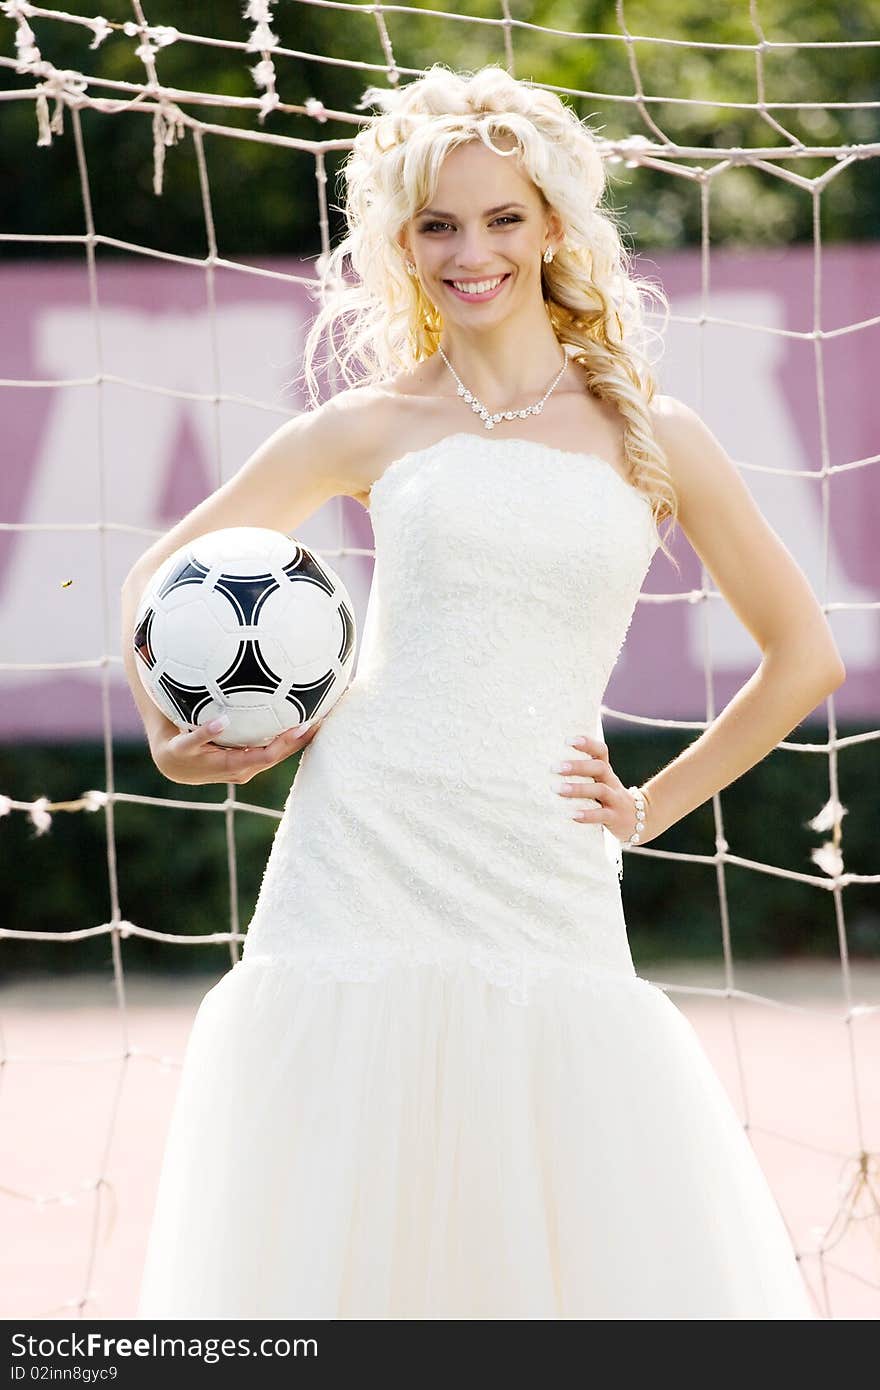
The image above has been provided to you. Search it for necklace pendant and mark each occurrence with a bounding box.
[437,341,568,435]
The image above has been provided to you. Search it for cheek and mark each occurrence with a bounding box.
[508,235,538,262]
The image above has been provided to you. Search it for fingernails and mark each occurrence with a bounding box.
[207,715,229,733]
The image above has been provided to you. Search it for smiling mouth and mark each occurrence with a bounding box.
[443,273,511,300]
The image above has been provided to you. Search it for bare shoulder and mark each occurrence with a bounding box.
[298,383,397,498]
[320,372,434,501]
[647,392,752,531]
[648,391,719,458]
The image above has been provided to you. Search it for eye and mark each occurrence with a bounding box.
[419,215,522,233]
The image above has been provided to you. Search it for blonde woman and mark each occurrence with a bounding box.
[128,64,842,1319]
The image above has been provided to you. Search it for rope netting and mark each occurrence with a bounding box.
[0,0,878,1319]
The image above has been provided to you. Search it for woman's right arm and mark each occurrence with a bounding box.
[121,399,360,786]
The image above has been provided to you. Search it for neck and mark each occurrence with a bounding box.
[436,320,567,411]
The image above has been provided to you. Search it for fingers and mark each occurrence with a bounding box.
[262,719,323,762]
[557,735,612,786]
[233,717,326,783]
[170,716,230,751]
[566,734,607,756]
[216,717,325,784]
[567,781,636,836]
[161,713,325,784]
[181,714,321,753]
[290,717,324,746]
[566,783,606,824]
[565,779,617,826]
[556,776,609,798]
[553,755,606,778]
[555,734,615,826]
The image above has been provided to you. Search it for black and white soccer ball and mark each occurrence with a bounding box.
[133,527,357,748]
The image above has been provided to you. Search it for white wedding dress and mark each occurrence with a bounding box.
[136,431,814,1320]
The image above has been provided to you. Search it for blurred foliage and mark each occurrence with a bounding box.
[1,727,876,980]
[0,0,877,261]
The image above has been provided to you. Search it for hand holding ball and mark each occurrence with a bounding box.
[133,527,357,749]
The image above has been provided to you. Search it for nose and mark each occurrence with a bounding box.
[452,229,495,271]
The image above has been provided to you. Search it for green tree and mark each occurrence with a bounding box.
[1,1,876,259]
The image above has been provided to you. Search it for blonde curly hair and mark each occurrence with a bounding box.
[299,62,678,562]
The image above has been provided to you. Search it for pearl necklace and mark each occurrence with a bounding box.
[437,344,569,430]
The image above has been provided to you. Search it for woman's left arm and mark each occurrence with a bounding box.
[637,396,846,845]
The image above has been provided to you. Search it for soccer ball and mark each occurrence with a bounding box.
[132,526,357,748]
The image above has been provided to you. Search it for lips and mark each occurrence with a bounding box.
[442,273,511,302]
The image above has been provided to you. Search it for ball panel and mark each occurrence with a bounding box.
[156,592,227,667]
[133,607,156,670]
[337,599,356,663]
[213,572,280,625]
[284,667,338,715]
[282,548,335,596]
[208,696,284,748]
[206,572,294,636]
[279,585,348,676]
[217,639,282,695]
[156,555,210,601]
[144,679,187,728]
[191,527,296,572]
[156,673,214,726]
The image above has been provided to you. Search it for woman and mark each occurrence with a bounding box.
[127,64,842,1318]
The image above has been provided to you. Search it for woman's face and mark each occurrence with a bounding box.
[401,139,560,318]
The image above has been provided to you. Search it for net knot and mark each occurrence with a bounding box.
[244,2,280,54]
[29,796,52,835]
[306,97,329,124]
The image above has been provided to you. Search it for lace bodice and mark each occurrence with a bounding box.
[242,431,659,1004]
[362,431,657,699]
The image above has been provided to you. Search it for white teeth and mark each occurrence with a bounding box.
[450,276,505,295]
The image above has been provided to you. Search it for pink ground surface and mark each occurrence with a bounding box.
[1,960,878,1322]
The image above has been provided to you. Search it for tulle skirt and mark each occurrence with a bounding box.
[135,952,814,1319]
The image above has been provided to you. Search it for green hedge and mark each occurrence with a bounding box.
[1,726,876,979]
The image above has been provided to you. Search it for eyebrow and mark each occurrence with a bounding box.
[419,203,527,218]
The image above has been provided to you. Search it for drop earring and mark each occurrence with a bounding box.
[543,247,554,263]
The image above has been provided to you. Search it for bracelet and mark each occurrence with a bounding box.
[623,785,647,846]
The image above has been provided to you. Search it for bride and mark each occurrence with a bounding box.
[125,63,842,1318]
